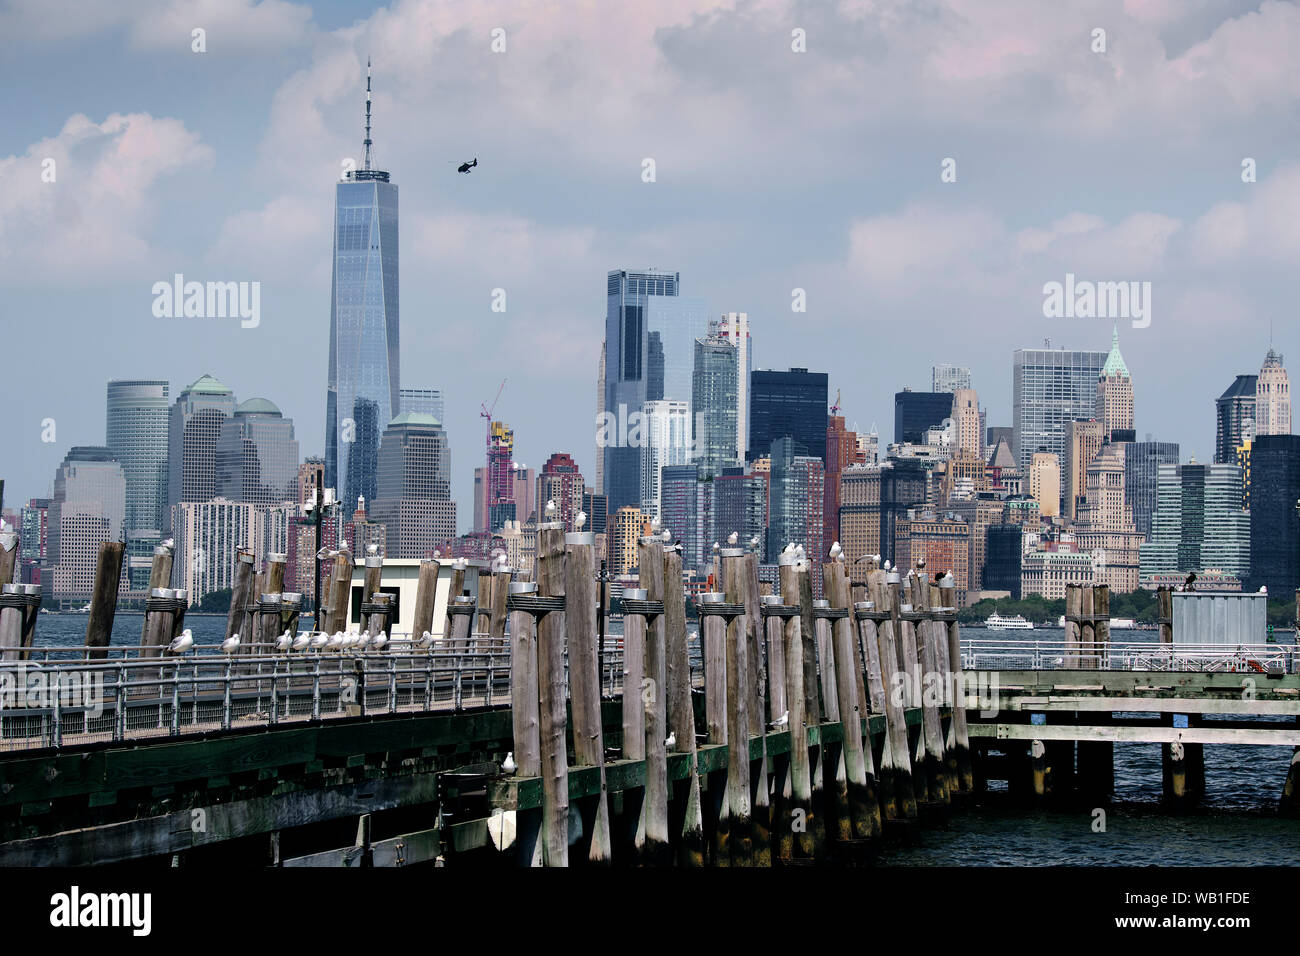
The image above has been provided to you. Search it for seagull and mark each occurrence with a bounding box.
[311,632,329,650]
[160,538,174,549]
[795,544,805,558]
[354,633,371,651]
[770,710,789,729]
[727,531,739,545]
[916,557,927,570]
[221,634,240,654]
[575,510,587,530]
[782,542,796,556]
[457,157,478,174]
[545,499,557,519]
[167,629,194,654]
[372,633,389,651]
[292,633,311,651]
[829,541,843,561]
[665,731,676,750]
[367,543,379,555]
[453,557,468,572]
[342,633,360,650]
[327,631,345,651]
[749,534,760,550]
[650,515,661,532]
[275,631,293,651]
[883,560,892,572]
[501,752,517,774]
[712,542,720,554]
[661,529,671,543]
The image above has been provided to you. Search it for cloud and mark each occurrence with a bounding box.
[1186,162,1300,265]
[0,112,212,284]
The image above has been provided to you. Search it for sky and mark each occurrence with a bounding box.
[2,0,1298,530]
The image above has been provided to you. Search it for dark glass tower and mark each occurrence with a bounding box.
[749,368,829,462]
[893,389,955,446]
[326,60,399,508]
[1249,435,1300,594]
[1215,374,1258,464]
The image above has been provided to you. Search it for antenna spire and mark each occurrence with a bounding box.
[363,57,373,171]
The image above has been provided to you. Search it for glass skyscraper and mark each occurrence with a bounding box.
[326,64,399,510]
[691,334,740,480]
[1011,346,1108,475]
[400,387,444,424]
[603,269,708,514]
[1124,440,1180,539]
[216,398,300,508]
[166,374,236,530]
[749,368,829,462]
[1138,462,1250,582]
[105,380,170,534]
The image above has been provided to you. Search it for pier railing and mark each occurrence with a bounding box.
[962,638,1299,674]
[0,638,705,752]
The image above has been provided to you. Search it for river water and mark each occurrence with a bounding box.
[28,617,1300,865]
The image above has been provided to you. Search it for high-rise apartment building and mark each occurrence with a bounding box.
[216,398,300,508]
[105,380,170,535]
[1063,419,1105,521]
[326,63,400,509]
[895,511,971,605]
[1012,345,1108,475]
[716,313,752,459]
[766,438,824,591]
[691,333,740,479]
[609,506,645,574]
[537,453,584,532]
[639,399,691,521]
[951,388,981,459]
[824,415,864,560]
[49,447,126,602]
[1124,440,1180,539]
[1029,452,1061,519]
[713,466,768,563]
[486,421,516,531]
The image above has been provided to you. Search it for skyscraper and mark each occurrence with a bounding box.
[399,388,444,423]
[1248,435,1300,593]
[216,398,300,508]
[716,312,752,459]
[1074,442,1142,592]
[1124,440,1180,539]
[713,466,768,562]
[691,333,740,479]
[1029,451,1061,518]
[893,389,954,446]
[1063,418,1105,521]
[750,368,829,462]
[486,421,516,530]
[932,364,972,393]
[1139,461,1250,584]
[660,464,707,572]
[951,388,981,458]
[639,399,691,521]
[105,380,170,535]
[602,269,708,514]
[326,61,400,509]
[766,437,825,578]
[166,374,236,529]
[537,453,584,532]
[368,413,455,559]
[1012,345,1108,475]
[1255,347,1291,437]
[49,447,126,602]
[1215,374,1258,464]
[1095,326,1134,442]
[824,415,864,560]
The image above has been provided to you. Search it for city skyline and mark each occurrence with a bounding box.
[4,1,1299,525]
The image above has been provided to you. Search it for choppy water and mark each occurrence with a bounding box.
[28,616,1300,865]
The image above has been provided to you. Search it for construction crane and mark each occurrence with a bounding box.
[480,379,506,433]
[830,388,842,416]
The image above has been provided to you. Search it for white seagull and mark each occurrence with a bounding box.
[311,632,329,650]
[275,630,293,651]
[327,631,345,651]
[372,633,389,651]
[576,510,587,530]
[167,629,194,654]
[727,531,739,545]
[501,752,517,774]
[665,731,677,750]
[770,710,790,729]
[292,632,311,651]
[221,633,240,654]
[829,541,843,561]
[545,499,557,519]
[661,528,671,543]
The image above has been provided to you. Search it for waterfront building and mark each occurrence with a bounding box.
[1247,435,1300,593]
[1021,549,1094,600]
[895,510,971,605]
[1139,461,1250,584]
[984,523,1023,599]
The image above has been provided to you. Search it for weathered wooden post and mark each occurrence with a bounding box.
[874,569,918,819]
[84,541,125,659]
[17,584,40,657]
[938,575,974,793]
[566,529,612,864]
[0,584,25,662]
[813,595,853,847]
[142,587,182,659]
[910,571,949,806]
[171,589,189,642]
[622,588,647,765]
[633,535,671,864]
[137,543,173,645]
[1080,584,1096,668]
[446,596,475,650]
[507,579,542,866]
[663,545,704,866]
[1064,584,1082,668]
[698,591,730,864]
[0,531,16,587]
[1281,738,1300,817]
[742,552,772,866]
[1078,582,1113,801]
[488,567,511,640]
[325,549,354,636]
[927,579,959,797]
[442,563,467,644]
[761,593,794,862]
[225,549,256,651]
[279,592,303,641]
[720,549,754,866]
[795,557,827,841]
[1157,586,1173,645]
[825,560,881,845]
[778,554,822,858]
[411,559,440,641]
[535,526,569,866]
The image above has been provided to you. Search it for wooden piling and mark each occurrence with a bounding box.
[874,570,918,819]
[84,541,124,659]
[0,586,23,662]
[795,559,827,847]
[325,549,354,636]
[814,595,853,849]
[778,557,820,859]
[0,532,16,587]
[721,551,754,866]
[635,536,671,865]
[825,562,881,844]
[488,568,511,639]
[938,578,974,793]
[565,534,612,863]
[911,573,949,806]
[700,592,730,865]
[508,578,541,866]
[742,552,772,866]
[1157,586,1173,645]
[930,581,959,797]
[1064,584,1082,668]
[442,565,467,644]
[225,549,256,651]
[137,544,173,647]
[411,560,440,640]
[535,527,569,866]
[1080,585,1096,668]
[662,546,704,865]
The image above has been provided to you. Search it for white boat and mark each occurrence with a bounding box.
[986,612,1034,631]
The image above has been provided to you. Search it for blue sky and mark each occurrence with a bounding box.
[2,0,1298,529]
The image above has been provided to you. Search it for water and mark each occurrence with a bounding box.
[28,617,1300,865]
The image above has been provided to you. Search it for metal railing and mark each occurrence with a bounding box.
[962,638,1300,674]
[0,633,709,752]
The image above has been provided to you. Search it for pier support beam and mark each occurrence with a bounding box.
[84,541,125,659]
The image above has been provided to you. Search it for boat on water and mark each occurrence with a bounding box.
[986,612,1034,630]
[1056,615,1137,629]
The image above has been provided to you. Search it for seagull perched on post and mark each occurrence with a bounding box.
[661,528,671,543]
[575,510,587,530]
[665,731,676,750]
[727,531,739,545]
[311,632,329,650]
[372,633,389,651]
[501,752,517,774]
[770,710,789,729]
[829,541,843,561]
[275,630,293,651]
[221,634,240,654]
[367,543,379,556]
[417,630,434,648]
[167,629,194,654]
[545,499,557,520]
[292,632,311,651]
